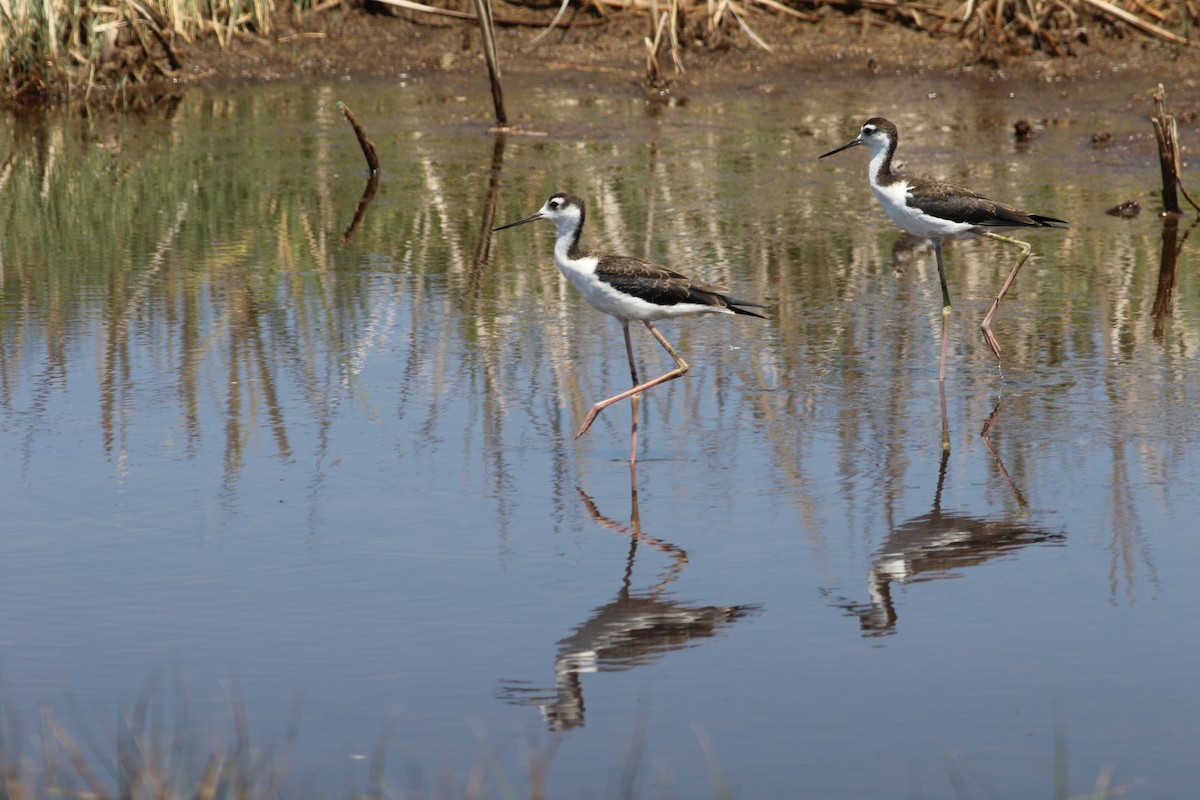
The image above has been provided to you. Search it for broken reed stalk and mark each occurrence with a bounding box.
[526,0,573,46]
[644,10,668,84]
[472,0,508,127]
[643,0,689,82]
[365,0,616,27]
[337,101,380,244]
[667,0,685,68]
[1078,0,1189,43]
[338,102,380,173]
[1149,83,1200,215]
[1151,85,1181,214]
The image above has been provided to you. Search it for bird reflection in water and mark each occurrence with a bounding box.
[498,466,761,730]
[889,232,935,272]
[826,386,1065,636]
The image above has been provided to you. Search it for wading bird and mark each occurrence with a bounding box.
[820,117,1068,380]
[494,192,764,462]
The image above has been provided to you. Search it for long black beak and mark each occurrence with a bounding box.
[819,138,862,159]
[493,211,543,232]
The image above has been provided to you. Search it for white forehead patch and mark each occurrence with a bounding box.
[551,199,576,212]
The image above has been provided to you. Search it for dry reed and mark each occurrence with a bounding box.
[1,0,285,103]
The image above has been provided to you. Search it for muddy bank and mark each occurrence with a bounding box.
[181,4,1200,93]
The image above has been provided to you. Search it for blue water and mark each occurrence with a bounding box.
[1,68,1198,798]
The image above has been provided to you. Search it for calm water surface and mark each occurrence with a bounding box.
[2,67,1198,797]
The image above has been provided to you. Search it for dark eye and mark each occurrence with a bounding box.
[863,125,876,135]
[550,200,561,209]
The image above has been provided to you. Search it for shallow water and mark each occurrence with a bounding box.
[2,67,1198,797]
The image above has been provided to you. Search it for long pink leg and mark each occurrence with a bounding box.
[576,320,689,454]
[934,241,951,383]
[979,232,1033,361]
[622,322,642,463]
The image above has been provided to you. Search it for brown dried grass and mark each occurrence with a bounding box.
[2,0,1195,106]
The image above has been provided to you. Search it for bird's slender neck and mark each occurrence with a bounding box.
[553,210,586,264]
[867,135,898,189]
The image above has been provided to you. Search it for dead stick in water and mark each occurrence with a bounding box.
[473,0,508,127]
[1151,85,1183,214]
[1180,173,1200,213]
[338,102,380,173]
[1152,86,1200,212]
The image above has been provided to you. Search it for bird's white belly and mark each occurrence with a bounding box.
[559,263,728,322]
[873,182,975,241]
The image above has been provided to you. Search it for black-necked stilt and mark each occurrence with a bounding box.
[820,117,1068,380]
[494,192,765,462]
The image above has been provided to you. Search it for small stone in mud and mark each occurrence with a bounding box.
[1014,119,1035,142]
[1091,131,1113,147]
[1105,200,1141,218]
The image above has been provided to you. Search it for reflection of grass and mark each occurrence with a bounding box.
[0,92,510,486]
[0,87,1190,600]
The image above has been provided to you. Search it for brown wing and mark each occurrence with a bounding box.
[593,254,728,308]
[904,174,1068,228]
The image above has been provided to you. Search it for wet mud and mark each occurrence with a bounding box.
[183,4,1200,93]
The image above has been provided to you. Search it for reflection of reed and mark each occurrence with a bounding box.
[498,466,760,730]
[0,88,1193,583]
[341,172,380,246]
[0,94,405,499]
[1093,215,1187,604]
[469,133,507,280]
[1151,215,1199,342]
[100,201,190,464]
